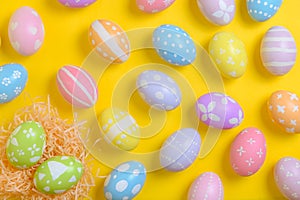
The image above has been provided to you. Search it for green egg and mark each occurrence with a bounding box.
[6,121,46,169]
[33,156,84,195]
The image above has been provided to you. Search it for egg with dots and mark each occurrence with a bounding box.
[267,90,300,134]
[159,128,201,172]
[58,0,96,8]
[230,127,267,176]
[98,108,140,151]
[261,26,297,76]
[274,157,300,200]
[88,19,130,63]
[136,0,175,13]
[247,0,283,22]
[188,172,224,200]
[56,65,98,108]
[104,161,146,200]
[209,31,247,79]
[8,6,45,56]
[152,24,196,66]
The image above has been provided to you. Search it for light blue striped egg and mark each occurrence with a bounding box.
[246,0,283,22]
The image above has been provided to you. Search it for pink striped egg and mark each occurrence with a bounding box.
[261,26,297,76]
[56,65,98,108]
[136,0,176,13]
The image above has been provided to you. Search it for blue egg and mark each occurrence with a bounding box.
[153,24,196,66]
[0,63,28,103]
[104,161,146,200]
[247,0,283,22]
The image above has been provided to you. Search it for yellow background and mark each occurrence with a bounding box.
[1,0,300,199]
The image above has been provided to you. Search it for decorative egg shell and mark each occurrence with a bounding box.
[197,0,235,26]
[160,128,201,172]
[99,108,140,151]
[152,24,196,66]
[247,0,283,22]
[209,31,248,79]
[188,172,224,200]
[136,0,175,13]
[56,65,98,108]
[136,70,182,111]
[6,121,46,169]
[230,127,267,176]
[89,19,130,63]
[33,156,84,195]
[196,92,244,129]
[8,6,45,56]
[261,26,297,76]
[104,161,146,200]
[267,90,300,134]
[274,157,300,200]
[58,0,96,8]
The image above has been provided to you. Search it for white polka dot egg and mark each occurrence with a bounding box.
[136,0,175,13]
[247,0,283,22]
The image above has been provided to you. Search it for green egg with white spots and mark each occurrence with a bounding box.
[33,156,84,195]
[6,121,46,169]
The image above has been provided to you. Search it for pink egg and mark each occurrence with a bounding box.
[8,6,45,56]
[136,0,176,13]
[230,127,267,176]
[188,172,224,200]
[274,157,300,200]
[58,0,96,8]
[56,65,98,108]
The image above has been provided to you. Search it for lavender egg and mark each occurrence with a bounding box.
[58,0,96,8]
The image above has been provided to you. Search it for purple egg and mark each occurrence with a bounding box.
[58,0,96,8]
[196,92,244,129]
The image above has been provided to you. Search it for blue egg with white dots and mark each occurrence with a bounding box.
[246,0,283,22]
[104,161,146,200]
[153,24,196,66]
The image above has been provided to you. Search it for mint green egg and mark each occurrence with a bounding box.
[6,121,46,169]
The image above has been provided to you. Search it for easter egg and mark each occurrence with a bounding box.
[261,26,297,76]
[152,24,196,66]
[230,127,267,176]
[197,0,235,26]
[209,31,248,79]
[267,90,300,134]
[33,156,84,195]
[274,157,300,200]
[8,6,45,56]
[136,70,181,111]
[136,0,175,13]
[247,0,283,22]
[188,172,224,200]
[56,65,98,108]
[0,63,28,104]
[88,19,130,63]
[196,92,244,129]
[104,161,146,200]
[99,108,140,151]
[58,0,96,8]
[160,128,201,172]
[6,121,46,169]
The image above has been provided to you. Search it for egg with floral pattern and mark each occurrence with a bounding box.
[136,0,176,13]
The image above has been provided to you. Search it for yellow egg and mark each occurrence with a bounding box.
[209,32,248,79]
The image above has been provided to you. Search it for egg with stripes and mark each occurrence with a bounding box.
[247,0,283,22]
[88,19,130,63]
[58,0,96,8]
[136,0,175,13]
[261,26,297,76]
[56,65,98,108]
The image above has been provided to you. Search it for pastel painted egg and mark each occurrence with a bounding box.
[197,0,235,26]
[99,108,140,151]
[230,127,267,176]
[247,0,283,22]
[6,121,46,169]
[89,19,130,63]
[188,172,224,200]
[8,6,45,56]
[136,0,175,13]
[274,157,300,200]
[209,32,248,79]
[33,156,84,195]
[261,26,297,76]
[56,65,98,108]
[58,0,96,8]
[267,90,300,134]
[160,128,201,172]
[136,70,181,111]
[153,24,196,66]
[104,161,146,200]
[196,92,244,129]
[0,63,28,104]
